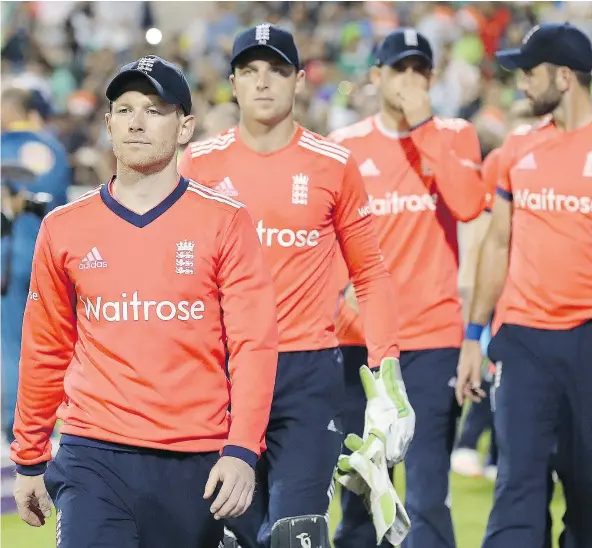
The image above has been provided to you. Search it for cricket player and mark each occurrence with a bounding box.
[452,102,541,480]
[179,23,411,548]
[11,55,279,548]
[456,23,592,547]
[329,28,488,548]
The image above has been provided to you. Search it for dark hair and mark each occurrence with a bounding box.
[547,65,592,90]
[1,87,52,119]
[2,87,34,112]
[231,47,298,75]
[575,70,592,90]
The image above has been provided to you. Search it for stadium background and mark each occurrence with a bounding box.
[3,0,590,546]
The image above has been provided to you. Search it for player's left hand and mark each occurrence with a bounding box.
[335,432,411,545]
[361,357,415,466]
[455,339,486,406]
[397,85,432,128]
[204,456,255,520]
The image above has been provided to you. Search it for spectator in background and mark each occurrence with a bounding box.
[1,86,71,447]
[430,41,481,118]
[3,0,583,191]
[201,101,240,138]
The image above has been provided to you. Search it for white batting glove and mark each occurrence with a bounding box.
[360,357,415,466]
[335,431,411,545]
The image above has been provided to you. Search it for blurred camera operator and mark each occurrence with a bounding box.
[1,86,71,447]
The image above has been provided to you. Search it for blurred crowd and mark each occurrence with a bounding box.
[2,1,592,188]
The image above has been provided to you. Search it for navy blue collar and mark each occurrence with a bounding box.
[100,176,189,228]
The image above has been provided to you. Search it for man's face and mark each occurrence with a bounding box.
[0,95,26,131]
[517,63,564,117]
[106,78,194,172]
[231,48,304,125]
[374,56,432,111]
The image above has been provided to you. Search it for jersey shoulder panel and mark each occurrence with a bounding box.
[186,128,238,161]
[44,185,103,225]
[185,178,245,215]
[328,117,374,144]
[298,128,351,166]
[433,116,472,133]
[501,116,554,160]
[510,115,554,136]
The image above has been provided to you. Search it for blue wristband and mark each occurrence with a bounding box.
[465,323,485,341]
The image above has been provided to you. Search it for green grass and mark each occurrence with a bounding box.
[2,435,566,547]
[328,468,565,548]
[1,474,566,548]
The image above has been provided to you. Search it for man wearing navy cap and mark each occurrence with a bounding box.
[11,54,280,548]
[457,23,592,547]
[180,23,410,548]
[329,27,487,548]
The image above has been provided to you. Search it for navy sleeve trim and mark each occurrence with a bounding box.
[222,445,258,469]
[496,187,513,202]
[16,462,47,476]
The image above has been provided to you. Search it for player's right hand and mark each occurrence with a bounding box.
[455,340,486,406]
[13,472,53,527]
[204,456,255,520]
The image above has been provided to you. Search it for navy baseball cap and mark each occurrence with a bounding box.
[375,28,433,68]
[231,23,300,68]
[106,55,192,115]
[496,23,592,72]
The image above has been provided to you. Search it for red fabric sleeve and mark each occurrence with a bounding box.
[217,207,278,457]
[333,156,400,365]
[411,118,486,221]
[11,220,77,467]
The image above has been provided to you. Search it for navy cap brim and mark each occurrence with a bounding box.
[1,162,36,184]
[495,49,536,71]
[231,44,295,67]
[379,50,433,68]
[106,70,187,114]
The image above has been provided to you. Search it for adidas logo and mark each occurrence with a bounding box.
[214,177,239,197]
[79,247,108,270]
[515,152,537,170]
[359,158,380,177]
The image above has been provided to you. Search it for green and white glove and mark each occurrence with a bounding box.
[335,431,411,546]
[362,357,415,466]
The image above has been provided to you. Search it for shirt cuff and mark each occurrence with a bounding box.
[16,462,47,476]
[221,445,258,469]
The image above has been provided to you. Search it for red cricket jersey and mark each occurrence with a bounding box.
[179,124,399,366]
[494,118,592,331]
[330,115,486,351]
[11,177,278,469]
